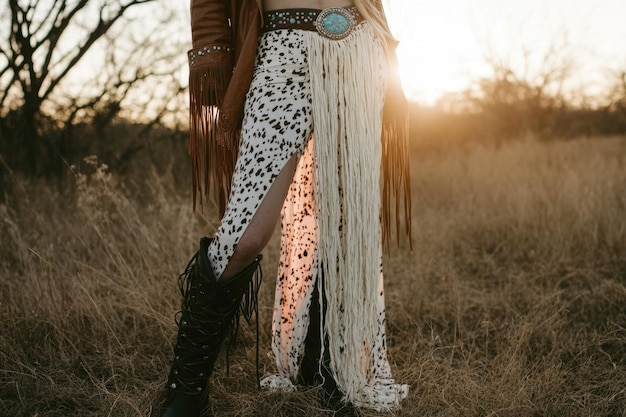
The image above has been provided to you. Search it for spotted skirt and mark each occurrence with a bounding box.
[207,24,408,411]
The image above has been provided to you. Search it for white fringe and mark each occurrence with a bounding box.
[262,24,408,412]
[305,23,400,409]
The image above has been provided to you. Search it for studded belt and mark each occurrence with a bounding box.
[261,6,363,40]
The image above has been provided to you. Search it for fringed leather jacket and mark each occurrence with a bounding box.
[188,0,412,247]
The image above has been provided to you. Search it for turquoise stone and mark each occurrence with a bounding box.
[322,13,349,34]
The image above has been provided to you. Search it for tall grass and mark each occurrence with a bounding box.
[1,136,625,417]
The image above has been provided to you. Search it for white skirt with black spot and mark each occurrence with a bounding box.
[209,24,408,411]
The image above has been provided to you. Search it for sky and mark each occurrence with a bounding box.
[59,0,626,109]
[385,0,626,104]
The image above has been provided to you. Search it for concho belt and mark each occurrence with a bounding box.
[261,6,363,40]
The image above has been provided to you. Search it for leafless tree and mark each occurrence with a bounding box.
[463,32,577,139]
[0,0,188,175]
[607,70,626,117]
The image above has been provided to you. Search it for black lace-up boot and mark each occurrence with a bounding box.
[159,237,262,417]
[298,275,360,417]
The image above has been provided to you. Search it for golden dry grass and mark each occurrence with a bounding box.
[1,136,625,417]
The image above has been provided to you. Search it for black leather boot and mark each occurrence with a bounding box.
[159,237,262,417]
[298,275,360,417]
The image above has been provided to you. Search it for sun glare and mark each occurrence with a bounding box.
[395,38,482,105]
[387,1,487,105]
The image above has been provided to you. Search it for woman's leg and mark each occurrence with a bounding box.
[218,154,297,279]
[159,29,312,417]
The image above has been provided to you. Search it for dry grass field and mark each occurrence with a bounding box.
[1,135,625,417]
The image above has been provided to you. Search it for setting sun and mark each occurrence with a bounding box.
[388,1,485,104]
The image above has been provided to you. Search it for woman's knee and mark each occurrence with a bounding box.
[232,230,268,263]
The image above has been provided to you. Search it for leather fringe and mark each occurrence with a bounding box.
[189,61,239,216]
[381,44,412,251]
[381,112,412,251]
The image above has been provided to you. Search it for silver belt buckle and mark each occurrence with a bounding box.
[314,7,357,40]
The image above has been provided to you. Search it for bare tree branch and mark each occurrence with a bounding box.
[1,0,185,175]
[37,0,90,85]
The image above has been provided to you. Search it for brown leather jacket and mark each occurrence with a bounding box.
[188,0,411,247]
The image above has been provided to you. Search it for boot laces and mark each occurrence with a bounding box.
[169,252,263,393]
